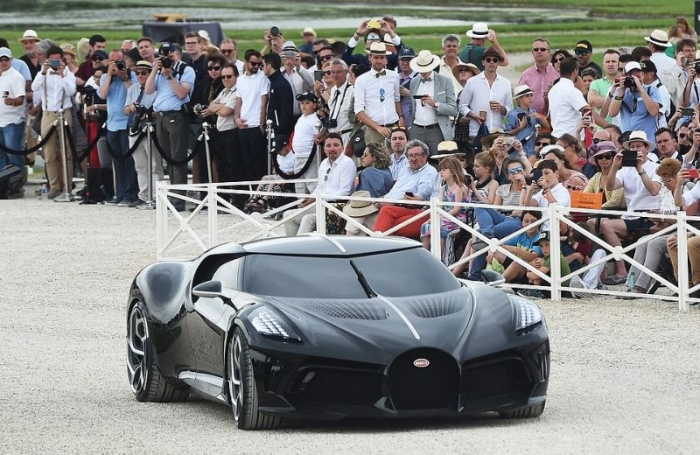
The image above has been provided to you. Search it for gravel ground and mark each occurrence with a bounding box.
[2,185,700,455]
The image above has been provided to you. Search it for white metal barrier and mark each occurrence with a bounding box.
[155,180,700,312]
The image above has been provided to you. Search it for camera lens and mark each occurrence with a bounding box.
[160,56,171,69]
[270,26,280,37]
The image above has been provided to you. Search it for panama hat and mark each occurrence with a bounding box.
[365,42,392,55]
[20,30,40,43]
[343,191,379,217]
[480,128,513,149]
[539,144,565,158]
[409,50,440,73]
[644,29,672,48]
[466,23,489,39]
[623,131,654,149]
[513,84,534,100]
[59,43,76,57]
[431,141,467,160]
[452,62,480,81]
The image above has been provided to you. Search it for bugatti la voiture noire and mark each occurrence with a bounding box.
[126,236,549,430]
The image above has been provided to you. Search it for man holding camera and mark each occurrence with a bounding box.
[99,50,138,206]
[597,131,661,284]
[608,61,662,148]
[31,46,76,198]
[145,43,196,211]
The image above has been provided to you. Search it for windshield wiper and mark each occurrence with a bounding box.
[350,260,377,298]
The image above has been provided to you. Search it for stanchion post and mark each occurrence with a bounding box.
[199,122,213,184]
[54,110,74,202]
[142,117,156,210]
[265,119,273,175]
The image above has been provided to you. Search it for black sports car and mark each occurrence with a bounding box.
[127,235,549,430]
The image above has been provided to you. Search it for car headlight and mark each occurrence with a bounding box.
[250,307,301,342]
[510,296,543,334]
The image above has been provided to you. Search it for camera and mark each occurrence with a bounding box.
[694,61,700,73]
[464,173,473,186]
[2,91,8,99]
[160,56,172,69]
[328,119,338,128]
[115,60,126,71]
[83,85,97,106]
[269,26,281,37]
[623,76,635,89]
[193,104,207,116]
[129,105,152,136]
[49,59,61,69]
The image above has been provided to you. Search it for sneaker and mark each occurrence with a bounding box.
[128,199,146,208]
[104,197,120,206]
[517,289,544,299]
[569,276,587,299]
[602,274,627,285]
[47,189,62,199]
[136,201,155,210]
[117,200,132,207]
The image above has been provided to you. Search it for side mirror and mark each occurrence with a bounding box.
[481,269,506,286]
[193,280,238,310]
[193,280,223,298]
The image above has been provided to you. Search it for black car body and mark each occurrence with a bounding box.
[127,236,549,429]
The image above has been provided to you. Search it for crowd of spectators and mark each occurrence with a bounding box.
[2,17,700,300]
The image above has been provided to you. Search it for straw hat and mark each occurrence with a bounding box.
[431,141,467,160]
[409,50,440,73]
[365,42,392,55]
[623,131,654,149]
[60,43,77,57]
[466,23,489,39]
[343,191,379,217]
[19,30,40,43]
[644,29,672,48]
[513,84,534,100]
[451,62,480,81]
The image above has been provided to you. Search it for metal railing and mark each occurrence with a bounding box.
[155,180,700,312]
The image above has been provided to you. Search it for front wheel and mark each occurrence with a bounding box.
[228,328,281,430]
[127,299,188,402]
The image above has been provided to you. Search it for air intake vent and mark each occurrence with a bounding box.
[388,348,459,410]
[404,295,462,318]
[301,301,387,320]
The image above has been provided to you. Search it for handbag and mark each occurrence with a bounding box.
[453,114,470,143]
[350,128,366,157]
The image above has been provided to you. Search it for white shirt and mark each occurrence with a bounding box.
[354,67,400,126]
[277,151,295,174]
[214,87,238,132]
[438,56,463,98]
[235,70,270,128]
[328,81,354,134]
[459,72,512,136]
[548,77,587,138]
[532,183,571,230]
[292,113,321,158]
[0,67,26,127]
[650,52,676,82]
[282,68,304,116]
[413,75,439,126]
[313,153,356,198]
[31,69,76,111]
[617,159,661,213]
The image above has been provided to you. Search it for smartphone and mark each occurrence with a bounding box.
[621,149,637,167]
[681,107,695,116]
[367,19,382,29]
[531,169,543,184]
[412,95,425,99]
[314,70,323,82]
[688,169,700,179]
[404,191,414,197]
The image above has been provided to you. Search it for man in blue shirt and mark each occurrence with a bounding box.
[100,49,138,206]
[145,43,196,211]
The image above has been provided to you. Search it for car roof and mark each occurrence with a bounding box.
[239,235,421,257]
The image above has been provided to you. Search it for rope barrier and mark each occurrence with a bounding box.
[0,124,59,155]
[151,130,199,165]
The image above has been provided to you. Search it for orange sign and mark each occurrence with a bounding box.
[570,191,603,210]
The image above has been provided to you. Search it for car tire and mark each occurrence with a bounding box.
[499,400,546,419]
[127,298,188,402]
[228,328,282,430]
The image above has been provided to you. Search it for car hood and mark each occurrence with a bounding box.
[260,287,489,365]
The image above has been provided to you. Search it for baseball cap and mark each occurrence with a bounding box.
[0,47,12,58]
[398,47,416,59]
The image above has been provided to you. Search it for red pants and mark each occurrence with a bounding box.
[374,205,428,238]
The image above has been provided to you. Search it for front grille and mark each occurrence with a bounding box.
[388,348,459,410]
[461,358,531,401]
[300,301,387,320]
[404,295,462,318]
[295,369,381,406]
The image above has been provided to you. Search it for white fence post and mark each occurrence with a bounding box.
[677,211,689,312]
[429,197,441,259]
[207,183,218,249]
[155,180,167,260]
[549,203,562,301]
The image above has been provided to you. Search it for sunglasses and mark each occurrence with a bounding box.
[508,167,524,175]
[92,57,104,62]
[322,70,331,76]
[484,57,499,63]
[553,57,565,63]
[207,66,221,71]
[221,49,235,54]
[679,133,688,138]
[532,47,549,52]
[592,138,604,144]
[535,141,550,147]
[320,55,333,61]
[221,74,235,79]
[248,61,261,66]
[596,154,614,160]
[135,70,149,76]
[575,50,589,56]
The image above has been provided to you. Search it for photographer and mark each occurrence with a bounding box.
[261,26,285,55]
[99,49,138,206]
[124,60,162,208]
[145,43,195,212]
[681,58,700,109]
[608,61,662,147]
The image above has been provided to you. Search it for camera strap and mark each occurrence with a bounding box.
[329,83,350,122]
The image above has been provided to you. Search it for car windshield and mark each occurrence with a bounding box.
[243,248,460,299]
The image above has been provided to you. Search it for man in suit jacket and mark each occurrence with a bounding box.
[408,50,459,155]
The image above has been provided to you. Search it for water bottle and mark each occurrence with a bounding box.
[628,271,636,290]
[41,184,48,201]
